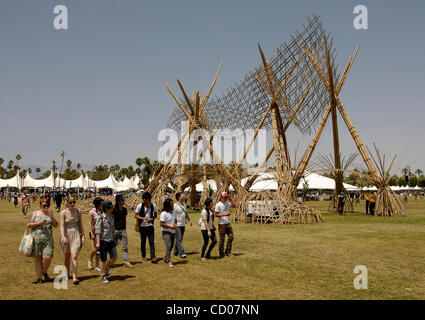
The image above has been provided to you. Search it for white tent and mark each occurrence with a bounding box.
[240,172,278,192]
[91,174,118,190]
[239,171,359,192]
[22,172,55,189]
[298,172,359,191]
[51,174,87,190]
[184,180,218,193]
[0,173,21,189]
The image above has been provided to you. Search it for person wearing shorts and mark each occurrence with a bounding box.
[95,201,117,284]
[21,190,30,218]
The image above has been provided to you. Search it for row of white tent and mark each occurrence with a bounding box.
[184,172,361,193]
[364,185,423,192]
[0,172,142,192]
[2,171,422,193]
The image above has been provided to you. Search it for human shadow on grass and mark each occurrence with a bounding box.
[172,260,188,266]
[185,251,199,256]
[108,275,136,281]
[233,253,245,257]
[110,261,144,269]
[77,275,99,282]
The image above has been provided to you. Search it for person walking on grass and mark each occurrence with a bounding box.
[135,192,158,263]
[200,198,217,261]
[113,194,134,268]
[365,191,370,215]
[59,196,85,285]
[215,192,234,258]
[337,191,345,215]
[55,191,63,213]
[27,198,58,283]
[160,198,177,268]
[21,189,30,218]
[13,192,18,208]
[95,201,117,284]
[369,192,377,216]
[88,197,102,271]
[173,192,192,258]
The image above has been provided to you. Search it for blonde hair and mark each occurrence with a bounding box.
[67,196,76,204]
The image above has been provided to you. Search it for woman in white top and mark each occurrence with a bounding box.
[88,197,103,271]
[200,198,217,261]
[159,198,177,268]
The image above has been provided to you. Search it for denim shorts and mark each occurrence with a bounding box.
[99,240,117,262]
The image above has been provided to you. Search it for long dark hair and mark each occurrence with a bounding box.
[162,198,174,213]
[204,198,213,216]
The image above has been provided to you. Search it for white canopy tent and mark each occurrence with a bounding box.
[0,173,21,189]
[184,180,218,193]
[22,172,55,189]
[240,172,359,192]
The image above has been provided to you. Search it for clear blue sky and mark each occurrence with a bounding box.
[1,0,424,174]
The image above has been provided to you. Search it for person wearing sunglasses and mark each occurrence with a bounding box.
[59,196,85,285]
[27,198,58,284]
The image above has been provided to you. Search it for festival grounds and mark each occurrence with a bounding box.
[1,198,424,300]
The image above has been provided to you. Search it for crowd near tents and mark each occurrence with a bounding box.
[0,171,422,194]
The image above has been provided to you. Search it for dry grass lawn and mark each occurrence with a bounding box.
[0,197,424,300]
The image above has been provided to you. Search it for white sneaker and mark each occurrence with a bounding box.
[94,267,101,272]
[102,275,109,284]
[88,260,93,270]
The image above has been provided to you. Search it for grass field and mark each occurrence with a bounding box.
[1,197,424,300]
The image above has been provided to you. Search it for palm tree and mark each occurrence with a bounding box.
[28,168,32,176]
[66,159,72,170]
[7,160,14,171]
[56,151,65,188]
[52,160,57,189]
[76,163,82,174]
[0,158,4,178]
[36,168,41,178]
[135,157,143,171]
[16,154,21,167]
[415,169,423,178]
[401,166,411,176]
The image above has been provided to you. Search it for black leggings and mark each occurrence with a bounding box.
[201,230,217,258]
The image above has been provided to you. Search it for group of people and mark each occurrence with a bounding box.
[25,190,236,284]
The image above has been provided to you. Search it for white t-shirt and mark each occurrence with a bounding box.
[215,201,231,225]
[174,202,187,227]
[135,203,157,227]
[160,211,177,233]
[200,208,214,231]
